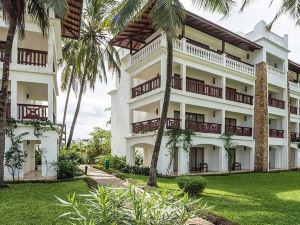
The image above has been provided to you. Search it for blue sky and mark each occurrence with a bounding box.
[57,0,300,139]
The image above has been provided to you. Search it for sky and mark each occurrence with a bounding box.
[57,0,300,140]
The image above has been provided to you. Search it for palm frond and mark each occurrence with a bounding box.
[192,0,235,16]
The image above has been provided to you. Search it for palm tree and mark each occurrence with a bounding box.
[66,0,120,148]
[240,0,300,27]
[115,0,234,187]
[0,0,67,187]
[58,40,81,148]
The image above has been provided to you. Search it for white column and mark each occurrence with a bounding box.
[160,56,167,89]
[180,103,186,129]
[219,146,228,172]
[221,109,226,134]
[178,147,189,175]
[41,131,59,177]
[48,82,54,122]
[11,32,18,64]
[181,63,186,91]
[222,77,226,100]
[126,146,135,166]
[47,27,54,72]
[10,79,18,119]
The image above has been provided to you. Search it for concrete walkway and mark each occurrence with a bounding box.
[79,165,127,188]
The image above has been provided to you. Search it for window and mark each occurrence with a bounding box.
[225,118,236,126]
[186,112,204,123]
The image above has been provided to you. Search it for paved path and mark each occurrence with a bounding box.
[79,165,127,188]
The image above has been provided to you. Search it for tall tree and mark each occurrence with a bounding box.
[66,0,120,148]
[59,40,80,148]
[0,0,67,187]
[116,0,234,187]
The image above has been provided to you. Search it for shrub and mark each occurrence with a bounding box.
[60,148,84,164]
[57,185,204,224]
[177,176,207,196]
[54,159,80,179]
[120,164,150,176]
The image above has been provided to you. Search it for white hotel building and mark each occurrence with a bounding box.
[110,10,300,175]
[2,1,83,180]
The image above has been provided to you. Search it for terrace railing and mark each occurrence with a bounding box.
[18,104,48,120]
[186,79,222,98]
[132,118,181,133]
[269,129,284,138]
[131,76,161,98]
[186,121,221,134]
[225,125,252,136]
[18,48,48,67]
[268,98,285,109]
[290,106,298,115]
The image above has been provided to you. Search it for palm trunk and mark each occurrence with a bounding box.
[148,36,173,187]
[0,21,17,187]
[59,68,75,148]
[66,57,89,148]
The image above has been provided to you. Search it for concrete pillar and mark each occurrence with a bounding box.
[12,32,18,64]
[222,77,226,100]
[47,28,54,72]
[160,56,167,89]
[126,146,135,166]
[180,103,186,129]
[178,147,189,175]
[181,63,186,91]
[47,82,54,122]
[41,131,58,177]
[10,79,18,119]
[221,109,226,134]
[219,147,228,172]
[254,62,269,171]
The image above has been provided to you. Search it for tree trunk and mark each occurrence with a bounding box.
[66,72,87,148]
[148,36,173,187]
[59,68,75,148]
[67,58,90,148]
[0,21,17,187]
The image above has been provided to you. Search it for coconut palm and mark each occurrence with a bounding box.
[66,0,120,148]
[115,0,234,187]
[0,0,67,187]
[58,40,81,148]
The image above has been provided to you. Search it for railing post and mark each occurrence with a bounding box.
[222,53,226,66]
[182,38,187,52]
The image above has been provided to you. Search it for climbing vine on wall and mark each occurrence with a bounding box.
[4,118,58,181]
[165,128,194,175]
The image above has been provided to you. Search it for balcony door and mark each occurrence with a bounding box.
[186,112,205,123]
[226,118,236,126]
[189,147,204,172]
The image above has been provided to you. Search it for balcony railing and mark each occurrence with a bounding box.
[290,106,298,115]
[225,125,252,136]
[267,65,285,77]
[291,132,298,142]
[132,76,161,98]
[132,118,181,133]
[130,36,255,76]
[18,104,48,120]
[289,81,300,92]
[186,121,221,134]
[269,129,284,138]
[269,98,285,109]
[226,90,253,105]
[171,76,182,90]
[186,79,222,98]
[18,48,48,67]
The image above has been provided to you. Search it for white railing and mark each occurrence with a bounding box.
[266,32,285,48]
[226,58,255,76]
[130,37,162,65]
[184,42,224,65]
[267,65,285,77]
[129,36,255,76]
[289,81,300,92]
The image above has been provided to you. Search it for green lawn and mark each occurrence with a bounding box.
[123,171,300,225]
[0,180,89,225]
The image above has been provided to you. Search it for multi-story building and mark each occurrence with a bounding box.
[110,9,300,175]
[2,1,82,180]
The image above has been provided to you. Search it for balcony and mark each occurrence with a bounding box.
[130,36,255,76]
[269,98,285,109]
[289,81,300,92]
[0,42,48,67]
[132,118,181,133]
[225,125,252,137]
[18,104,48,120]
[132,76,161,98]
[226,89,253,105]
[267,65,285,77]
[186,78,222,98]
[269,129,284,138]
[290,106,298,115]
[186,121,221,134]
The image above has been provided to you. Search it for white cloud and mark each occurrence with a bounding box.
[57,1,300,139]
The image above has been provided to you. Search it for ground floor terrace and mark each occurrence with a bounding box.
[3,125,59,181]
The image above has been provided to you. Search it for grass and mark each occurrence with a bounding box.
[123,171,300,225]
[0,180,89,225]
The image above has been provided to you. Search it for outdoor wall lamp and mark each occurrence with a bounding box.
[247,54,250,60]
[244,115,247,121]
[244,146,247,151]
[213,110,216,117]
[245,86,248,92]
[213,146,216,150]
[213,78,216,84]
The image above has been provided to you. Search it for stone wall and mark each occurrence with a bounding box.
[254,62,269,171]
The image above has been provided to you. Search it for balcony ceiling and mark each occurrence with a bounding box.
[61,0,83,39]
[110,3,262,52]
[289,60,300,74]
